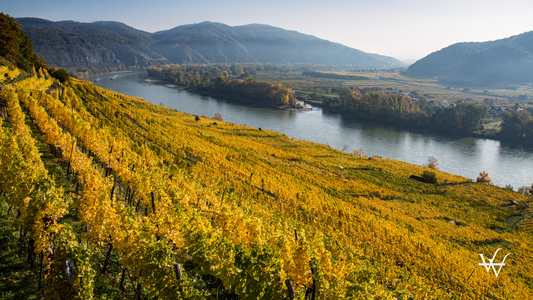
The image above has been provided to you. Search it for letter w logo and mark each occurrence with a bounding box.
[479,248,511,277]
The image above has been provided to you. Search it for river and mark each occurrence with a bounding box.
[90,71,533,189]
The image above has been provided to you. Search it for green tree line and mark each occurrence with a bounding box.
[326,89,488,134]
[500,110,533,141]
[148,65,298,106]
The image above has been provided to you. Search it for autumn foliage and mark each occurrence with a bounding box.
[476,171,493,185]
[1,65,532,299]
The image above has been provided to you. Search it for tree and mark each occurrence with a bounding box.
[501,110,532,140]
[476,171,493,185]
[230,65,243,76]
[0,13,42,73]
[425,156,439,170]
[49,68,70,83]
[454,103,488,132]
[351,148,365,156]
[338,88,362,113]
[517,184,533,195]
[213,113,224,121]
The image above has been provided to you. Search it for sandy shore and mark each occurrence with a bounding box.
[144,77,162,83]
[278,105,312,111]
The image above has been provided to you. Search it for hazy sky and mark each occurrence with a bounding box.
[3,0,532,63]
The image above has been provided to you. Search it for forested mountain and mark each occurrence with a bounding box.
[16,18,403,74]
[234,23,400,66]
[16,18,171,75]
[151,22,402,67]
[404,31,533,86]
[150,22,256,64]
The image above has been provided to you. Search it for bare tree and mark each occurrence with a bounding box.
[351,148,365,156]
[425,156,439,170]
[476,171,493,185]
[213,113,224,121]
[517,185,533,195]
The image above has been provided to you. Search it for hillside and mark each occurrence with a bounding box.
[150,22,256,64]
[404,31,533,86]
[1,15,532,298]
[0,13,43,73]
[16,18,171,75]
[1,62,533,298]
[17,18,403,73]
[234,23,400,66]
[151,22,402,67]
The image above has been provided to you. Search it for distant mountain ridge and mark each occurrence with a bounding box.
[404,31,533,86]
[16,18,403,73]
[150,22,256,64]
[16,18,171,75]
[233,23,398,65]
[151,21,402,66]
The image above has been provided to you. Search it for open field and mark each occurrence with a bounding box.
[255,70,533,108]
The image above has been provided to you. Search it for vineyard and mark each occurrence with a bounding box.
[1,66,533,299]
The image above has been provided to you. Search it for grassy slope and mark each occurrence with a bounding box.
[1,69,533,298]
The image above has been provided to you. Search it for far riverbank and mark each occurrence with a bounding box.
[143,76,312,112]
[304,99,533,146]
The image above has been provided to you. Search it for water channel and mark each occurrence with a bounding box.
[90,71,533,189]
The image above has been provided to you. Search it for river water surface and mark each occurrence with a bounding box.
[91,71,533,189]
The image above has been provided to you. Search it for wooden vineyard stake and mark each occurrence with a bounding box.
[62,259,76,286]
[102,243,113,274]
[285,279,295,300]
[110,176,117,207]
[120,268,127,291]
[67,139,75,176]
[151,191,156,214]
[311,267,316,300]
[174,263,182,280]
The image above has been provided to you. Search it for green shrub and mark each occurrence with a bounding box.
[422,170,437,184]
[49,68,70,83]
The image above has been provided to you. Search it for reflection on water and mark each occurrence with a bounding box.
[90,71,533,188]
